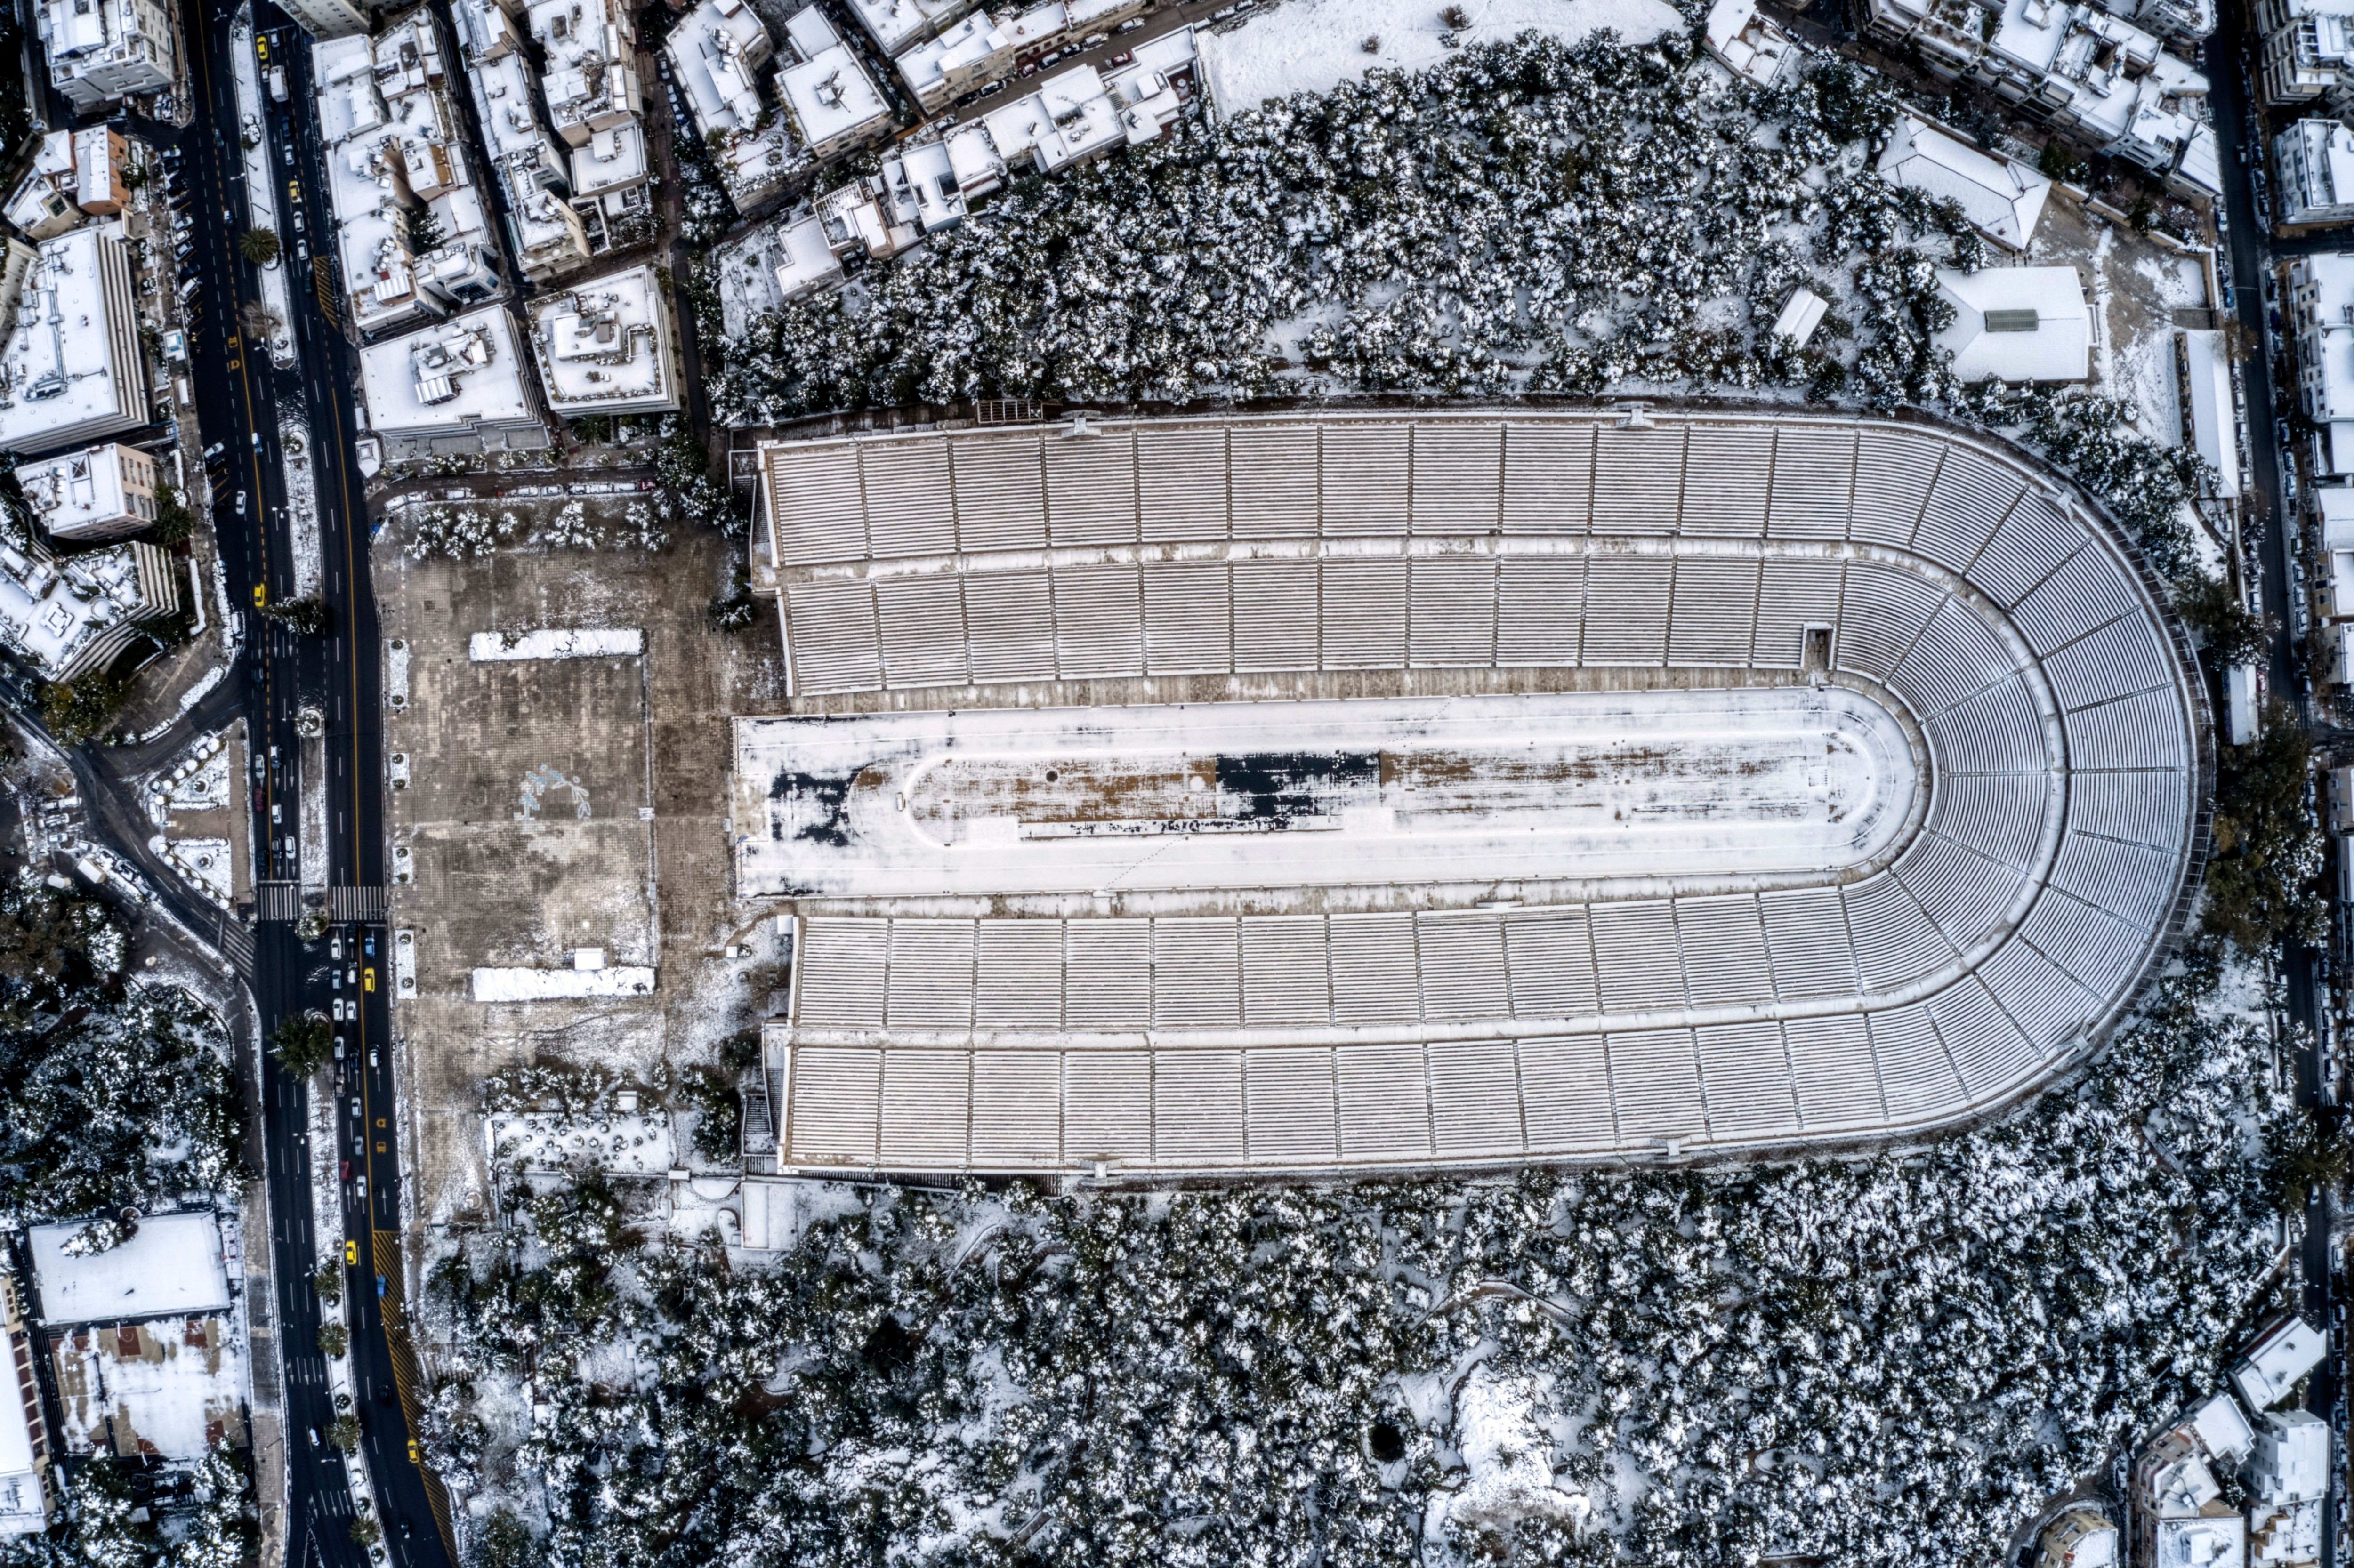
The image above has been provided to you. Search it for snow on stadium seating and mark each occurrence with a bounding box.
[747,410,2206,1176]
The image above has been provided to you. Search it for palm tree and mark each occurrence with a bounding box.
[238,227,280,265]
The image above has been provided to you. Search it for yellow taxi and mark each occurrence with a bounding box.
[344,1239,357,1265]
[362,966,376,993]
[252,583,266,608]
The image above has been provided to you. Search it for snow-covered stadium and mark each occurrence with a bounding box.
[736,409,2209,1178]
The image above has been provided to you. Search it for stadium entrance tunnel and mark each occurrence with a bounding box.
[742,409,2210,1177]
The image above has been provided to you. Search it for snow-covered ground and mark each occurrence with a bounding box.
[1198,0,1680,117]
[490,1112,677,1174]
[738,688,1919,901]
[471,966,658,1002]
[469,629,645,661]
[280,417,323,597]
[162,838,234,907]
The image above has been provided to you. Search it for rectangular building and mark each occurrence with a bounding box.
[32,0,173,109]
[357,304,546,451]
[14,443,159,542]
[2288,253,2354,473]
[525,264,678,417]
[314,12,503,339]
[0,228,150,459]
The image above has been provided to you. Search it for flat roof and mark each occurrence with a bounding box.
[357,304,536,439]
[526,264,675,411]
[29,1211,230,1325]
[1936,265,2090,383]
[777,44,890,146]
[0,227,141,453]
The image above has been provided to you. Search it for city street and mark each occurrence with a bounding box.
[2211,5,2343,1562]
[165,6,445,1565]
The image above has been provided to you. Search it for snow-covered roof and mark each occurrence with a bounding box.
[2249,1499,2321,1568]
[2232,1317,2327,1411]
[571,121,649,199]
[529,0,641,142]
[2276,120,2354,222]
[2249,1409,2330,1505]
[0,1307,41,1536]
[0,226,146,457]
[15,442,150,538]
[313,24,496,336]
[845,0,979,56]
[666,0,773,134]
[525,266,674,413]
[1878,116,2050,250]
[897,10,1009,104]
[52,1316,249,1460]
[2189,1391,2255,1463]
[775,44,890,151]
[2323,486,2354,551]
[774,213,847,299]
[356,305,538,442]
[470,627,645,659]
[2149,1517,2244,1568]
[1703,0,1798,85]
[0,537,172,680]
[473,964,655,1000]
[784,2,842,57]
[28,1211,229,1325]
[1934,265,2090,383]
[980,64,1125,173]
[1771,286,1828,346]
[2176,329,2240,498]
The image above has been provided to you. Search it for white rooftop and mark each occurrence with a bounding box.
[2189,1391,2256,1463]
[2248,1409,2330,1505]
[846,0,977,55]
[0,1313,39,1536]
[29,1211,230,1325]
[1704,0,1798,85]
[1935,266,2090,383]
[2233,1318,2329,1411]
[15,444,135,535]
[774,213,846,298]
[2177,329,2241,498]
[528,265,675,411]
[2150,1518,2244,1568]
[357,305,536,441]
[1878,114,2051,249]
[777,45,890,147]
[0,227,142,455]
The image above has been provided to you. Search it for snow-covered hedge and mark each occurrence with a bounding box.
[425,956,2289,1568]
[707,39,1975,421]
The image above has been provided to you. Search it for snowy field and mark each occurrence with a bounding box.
[738,688,1919,901]
[1198,0,1681,116]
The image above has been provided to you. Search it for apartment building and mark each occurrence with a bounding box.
[14,443,160,542]
[32,0,173,110]
[0,228,150,459]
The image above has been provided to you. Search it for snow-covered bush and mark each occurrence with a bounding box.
[531,501,597,552]
[405,504,516,561]
[429,954,2284,1568]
